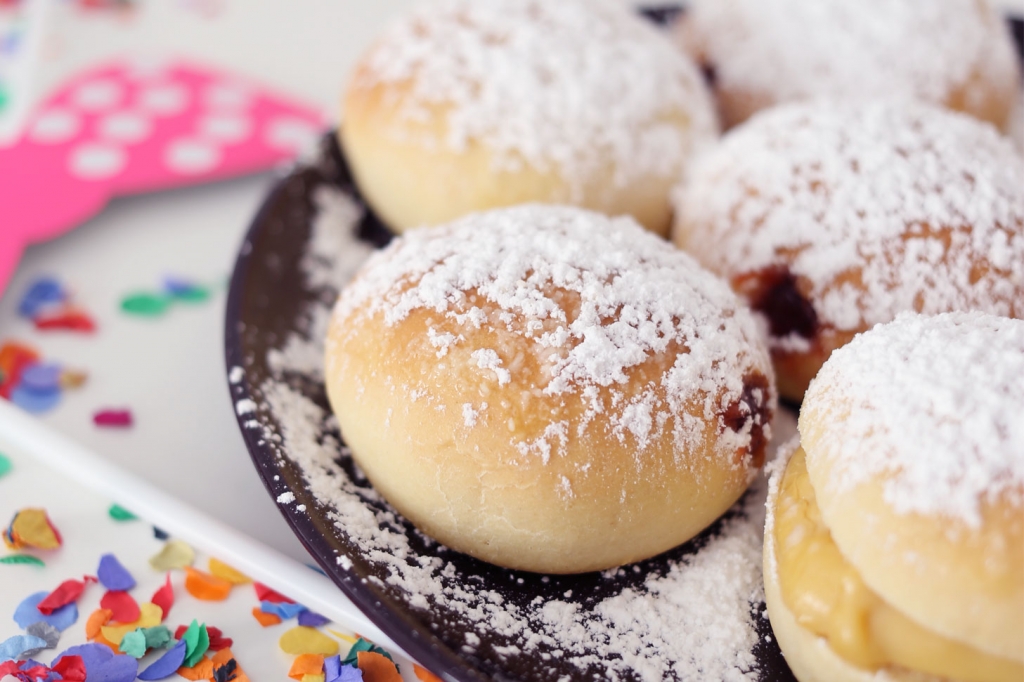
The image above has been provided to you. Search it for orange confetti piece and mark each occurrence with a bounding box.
[184,567,232,601]
[177,657,214,680]
[93,633,119,652]
[288,653,324,680]
[85,609,113,640]
[212,648,250,682]
[208,557,251,585]
[251,606,282,627]
[414,664,444,682]
[357,651,402,682]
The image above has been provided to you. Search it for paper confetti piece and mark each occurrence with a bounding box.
[149,539,194,570]
[14,592,78,631]
[100,590,140,624]
[356,652,402,682]
[4,508,62,550]
[342,639,393,667]
[142,626,172,650]
[118,629,147,659]
[97,554,136,591]
[178,657,215,680]
[280,627,340,656]
[56,642,116,673]
[94,633,120,652]
[208,557,250,584]
[0,634,48,662]
[0,341,40,398]
[303,675,327,682]
[107,505,137,521]
[10,384,61,413]
[0,555,45,566]
[138,639,186,680]
[413,664,443,682]
[120,292,170,317]
[184,567,232,601]
[152,526,170,541]
[34,309,96,332]
[261,600,306,620]
[252,606,281,627]
[85,651,138,682]
[212,648,249,682]
[18,278,66,318]
[50,654,86,682]
[298,610,330,628]
[289,653,325,680]
[150,574,174,620]
[24,622,60,650]
[85,609,112,639]
[327,630,357,644]
[100,602,161,644]
[0,452,11,478]
[331,664,364,682]
[93,409,133,427]
[255,581,294,603]
[37,577,93,614]
[189,625,232,652]
[180,620,210,668]
[163,277,211,303]
[60,369,89,389]
[18,363,61,392]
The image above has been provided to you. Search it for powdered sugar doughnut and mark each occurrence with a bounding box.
[675,0,1022,130]
[340,0,717,237]
[673,100,1024,401]
[324,205,775,574]
[762,312,1024,681]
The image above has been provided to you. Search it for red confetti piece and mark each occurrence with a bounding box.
[93,409,133,428]
[254,582,294,604]
[0,341,40,398]
[207,626,233,652]
[100,590,140,623]
[51,655,87,682]
[36,576,95,614]
[33,309,97,332]
[151,574,174,620]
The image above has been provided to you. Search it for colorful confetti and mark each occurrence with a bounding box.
[289,653,325,680]
[205,626,232,652]
[24,621,60,651]
[55,643,137,682]
[178,656,215,679]
[211,648,249,682]
[17,278,66,318]
[163,277,211,303]
[13,592,78,631]
[85,608,112,639]
[99,590,140,625]
[179,620,210,668]
[297,610,330,628]
[92,409,134,428]
[33,309,96,333]
[251,606,282,627]
[0,634,48,662]
[255,581,294,604]
[142,626,173,650]
[208,557,250,584]
[117,629,148,659]
[97,554,136,591]
[261,600,306,620]
[184,567,232,601]
[149,539,194,571]
[357,652,402,682]
[9,384,61,414]
[279,627,339,657]
[37,576,94,614]
[342,639,393,666]
[120,292,171,317]
[59,368,89,389]
[3,508,62,550]
[100,602,162,644]
[0,555,44,567]
[50,653,87,681]
[150,574,174,620]
[0,452,11,478]
[107,505,137,521]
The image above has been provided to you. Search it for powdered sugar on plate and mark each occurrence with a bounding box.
[802,311,1024,526]
[352,0,716,193]
[676,100,1024,334]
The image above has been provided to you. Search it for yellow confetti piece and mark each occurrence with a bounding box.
[100,602,162,645]
[208,557,251,584]
[279,627,340,656]
[327,629,357,644]
[149,539,195,571]
[301,675,325,682]
[10,509,61,550]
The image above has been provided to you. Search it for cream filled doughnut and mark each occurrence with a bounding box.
[763,311,1024,682]
[673,100,1024,401]
[675,0,1022,130]
[324,205,775,574]
[340,0,717,236]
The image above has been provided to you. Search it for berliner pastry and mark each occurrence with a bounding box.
[764,311,1024,682]
[324,205,775,574]
[340,0,717,236]
[673,100,1024,401]
[675,0,1022,130]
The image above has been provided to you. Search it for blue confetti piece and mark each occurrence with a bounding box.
[259,600,306,620]
[18,278,65,318]
[324,655,340,680]
[97,553,136,591]
[53,642,114,674]
[19,364,61,393]
[13,592,78,631]
[337,664,364,682]
[87,652,137,682]
[297,610,330,628]
[162,276,197,296]
[137,638,186,680]
[152,526,169,541]
[10,386,61,414]
[0,634,48,662]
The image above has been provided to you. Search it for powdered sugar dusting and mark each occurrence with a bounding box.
[676,100,1024,334]
[803,311,1024,526]
[332,205,775,469]
[354,0,717,194]
[682,0,1020,119]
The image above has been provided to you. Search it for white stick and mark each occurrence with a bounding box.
[0,400,406,656]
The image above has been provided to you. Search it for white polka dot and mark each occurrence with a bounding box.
[165,138,221,174]
[138,84,189,116]
[197,113,252,144]
[97,111,152,144]
[265,117,320,153]
[72,79,123,111]
[69,143,126,179]
[204,82,251,110]
[29,109,80,144]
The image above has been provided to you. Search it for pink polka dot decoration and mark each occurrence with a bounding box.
[0,59,329,298]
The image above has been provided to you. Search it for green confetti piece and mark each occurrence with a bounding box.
[181,620,210,668]
[0,555,44,567]
[0,452,11,479]
[0,83,9,113]
[142,625,173,650]
[108,504,137,521]
[170,286,211,304]
[120,629,148,658]
[120,292,171,317]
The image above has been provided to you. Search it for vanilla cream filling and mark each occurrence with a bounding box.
[774,447,1022,682]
